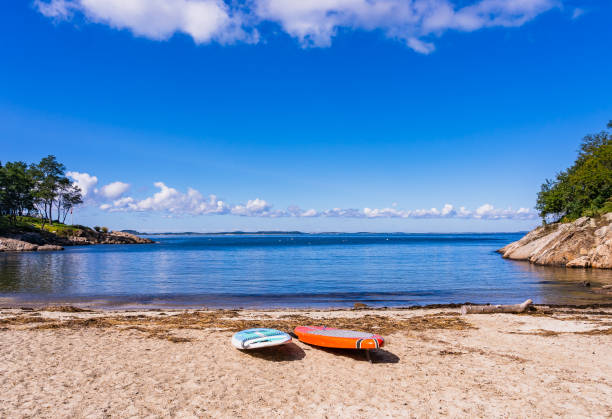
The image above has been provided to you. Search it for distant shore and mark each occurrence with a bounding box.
[1,306,611,417]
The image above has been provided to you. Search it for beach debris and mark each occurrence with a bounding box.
[460,299,533,315]
[42,305,90,312]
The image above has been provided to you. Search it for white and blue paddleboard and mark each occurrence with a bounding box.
[231,328,292,350]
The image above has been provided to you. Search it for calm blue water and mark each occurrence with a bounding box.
[1,233,611,308]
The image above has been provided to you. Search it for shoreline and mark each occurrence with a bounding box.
[3,300,612,311]
[2,306,611,417]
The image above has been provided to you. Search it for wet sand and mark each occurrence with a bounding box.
[1,306,611,418]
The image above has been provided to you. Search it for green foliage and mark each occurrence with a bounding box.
[101,226,109,233]
[0,215,82,236]
[0,161,35,223]
[0,155,83,226]
[94,226,101,232]
[536,120,612,222]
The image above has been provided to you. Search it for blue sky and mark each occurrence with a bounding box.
[1,0,611,232]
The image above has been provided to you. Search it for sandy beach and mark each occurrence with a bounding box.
[1,305,611,418]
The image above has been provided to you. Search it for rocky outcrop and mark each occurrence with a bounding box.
[0,237,41,252]
[498,213,612,269]
[65,229,154,245]
[37,244,65,251]
[0,229,153,252]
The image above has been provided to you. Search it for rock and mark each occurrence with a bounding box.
[0,223,153,252]
[107,231,154,244]
[66,230,154,245]
[37,244,64,251]
[0,226,152,252]
[353,302,368,309]
[0,237,38,251]
[567,256,591,268]
[498,213,612,269]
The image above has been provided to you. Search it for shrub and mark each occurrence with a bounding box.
[101,226,109,233]
[93,226,101,232]
[55,229,70,238]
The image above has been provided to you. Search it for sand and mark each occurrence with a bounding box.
[1,306,611,418]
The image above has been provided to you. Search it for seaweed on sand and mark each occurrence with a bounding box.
[0,310,475,341]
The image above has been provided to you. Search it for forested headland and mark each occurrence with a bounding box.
[0,156,152,250]
[500,119,612,270]
[0,155,82,227]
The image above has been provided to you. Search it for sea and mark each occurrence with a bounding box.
[1,233,611,309]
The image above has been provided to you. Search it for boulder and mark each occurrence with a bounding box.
[498,213,612,269]
[0,237,38,251]
[566,256,591,268]
[107,231,154,244]
[37,244,64,251]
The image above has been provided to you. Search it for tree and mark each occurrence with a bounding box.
[31,155,67,225]
[536,121,612,222]
[1,156,83,227]
[0,161,4,216]
[58,184,83,224]
[0,161,35,224]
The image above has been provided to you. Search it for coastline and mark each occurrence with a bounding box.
[2,306,611,417]
[0,230,154,252]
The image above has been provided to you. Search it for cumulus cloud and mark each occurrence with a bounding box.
[92,180,536,220]
[68,173,537,220]
[98,181,130,199]
[34,0,559,53]
[66,171,98,197]
[35,0,254,44]
[67,171,130,202]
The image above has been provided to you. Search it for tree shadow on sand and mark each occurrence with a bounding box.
[241,342,306,362]
[303,344,400,364]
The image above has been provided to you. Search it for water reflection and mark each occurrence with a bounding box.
[504,260,612,305]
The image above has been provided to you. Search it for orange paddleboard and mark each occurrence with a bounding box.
[294,326,384,349]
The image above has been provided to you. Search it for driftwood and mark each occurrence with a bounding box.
[460,299,533,315]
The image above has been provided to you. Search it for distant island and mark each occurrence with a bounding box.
[124,230,307,236]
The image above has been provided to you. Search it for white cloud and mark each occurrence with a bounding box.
[104,182,232,215]
[231,198,275,216]
[36,0,73,18]
[98,181,130,199]
[256,0,559,49]
[67,171,130,201]
[70,175,537,220]
[301,208,318,217]
[66,171,98,197]
[34,0,254,44]
[35,0,559,53]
